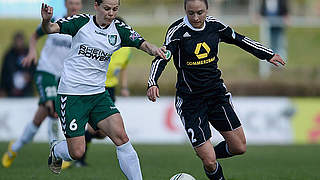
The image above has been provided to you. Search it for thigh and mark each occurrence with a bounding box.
[97,113,128,146]
[56,94,89,138]
[88,91,119,130]
[34,71,58,104]
[208,93,241,132]
[176,95,211,148]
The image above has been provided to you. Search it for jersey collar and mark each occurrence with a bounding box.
[183,16,206,31]
[93,16,110,29]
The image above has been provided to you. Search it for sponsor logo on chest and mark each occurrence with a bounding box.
[186,42,216,66]
[78,44,112,61]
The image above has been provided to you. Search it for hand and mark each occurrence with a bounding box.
[154,46,166,60]
[22,51,37,67]
[45,100,58,118]
[41,3,53,22]
[269,54,286,67]
[147,86,160,102]
[141,41,166,59]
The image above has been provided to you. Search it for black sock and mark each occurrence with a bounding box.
[204,162,225,180]
[85,130,93,143]
[214,141,233,159]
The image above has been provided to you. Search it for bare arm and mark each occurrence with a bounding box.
[41,3,60,34]
[119,68,130,97]
[139,41,166,59]
[22,32,39,67]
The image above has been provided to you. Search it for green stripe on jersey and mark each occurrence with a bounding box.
[115,19,144,48]
[58,14,90,37]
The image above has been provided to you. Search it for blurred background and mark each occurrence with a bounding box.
[0,0,319,179]
[1,0,320,96]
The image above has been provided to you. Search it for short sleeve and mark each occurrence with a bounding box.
[115,20,145,48]
[57,14,90,37]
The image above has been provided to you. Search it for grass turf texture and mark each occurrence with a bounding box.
[0,142,319,180]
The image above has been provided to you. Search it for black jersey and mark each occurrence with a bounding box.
[148,16,274,96]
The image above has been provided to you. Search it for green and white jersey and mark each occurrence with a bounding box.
[36,17,72,78]
[56,14,145,95]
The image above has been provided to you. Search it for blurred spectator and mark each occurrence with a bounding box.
[0,32,35,97]
[317,0,320,16]
[259,0,288,78]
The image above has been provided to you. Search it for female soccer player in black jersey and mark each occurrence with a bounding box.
[147,0,285,179]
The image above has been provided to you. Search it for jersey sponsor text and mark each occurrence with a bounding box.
[78,44,112,61]
[187,57,216,66]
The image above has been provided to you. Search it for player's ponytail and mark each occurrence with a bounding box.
[184,0,208,10]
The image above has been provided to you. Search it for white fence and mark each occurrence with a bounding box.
[0,96,295,145]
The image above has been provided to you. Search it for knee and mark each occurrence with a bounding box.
[69,147,85,160]
[230,143,246,155]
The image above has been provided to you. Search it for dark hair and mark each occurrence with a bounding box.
[13,31,25,41]
[95,0,120,6]
[184,0,208,10]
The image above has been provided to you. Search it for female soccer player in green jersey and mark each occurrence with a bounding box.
[41,0,166,179]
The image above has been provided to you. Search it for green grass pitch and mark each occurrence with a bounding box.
[0,142,319,180]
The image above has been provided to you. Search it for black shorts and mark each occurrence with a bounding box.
[175,92,241,147]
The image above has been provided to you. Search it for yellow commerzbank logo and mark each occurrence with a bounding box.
[186,42,214,66]
[194,42,210,59]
